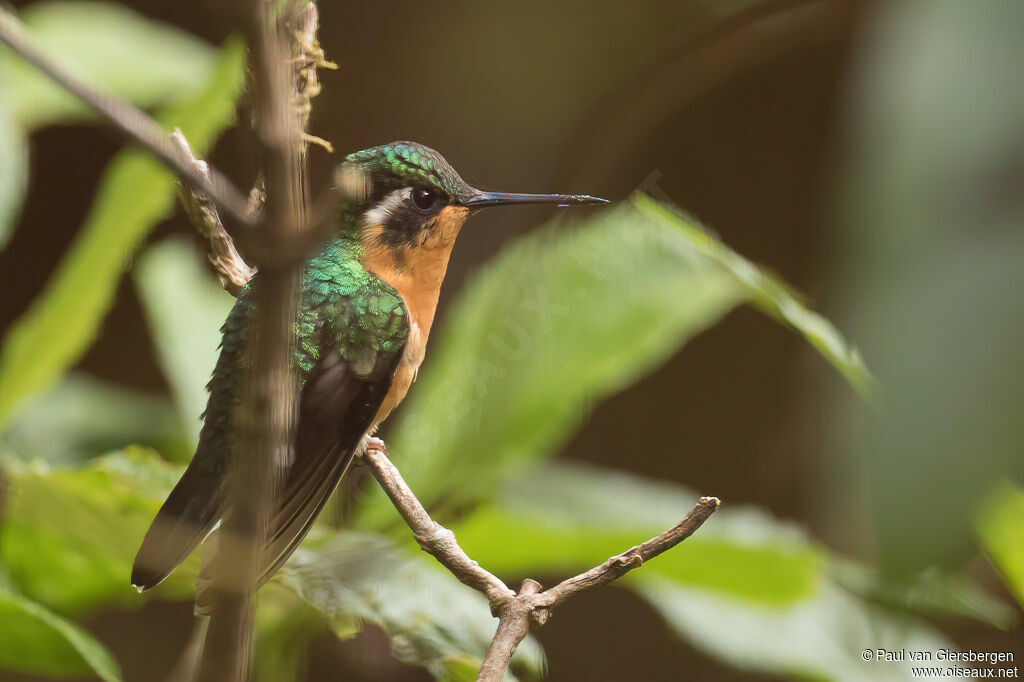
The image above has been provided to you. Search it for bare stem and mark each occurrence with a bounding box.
[196,2,311,680]
[170,130,257,296]
[477,579,542,681]
[358,438,720,682]
[0,6,254,225]
[362,438,516,607]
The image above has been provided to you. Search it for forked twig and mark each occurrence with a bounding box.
[360,437,720,682]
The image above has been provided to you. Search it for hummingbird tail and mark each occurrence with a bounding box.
[132,462,223,592]
[192,441,358,615]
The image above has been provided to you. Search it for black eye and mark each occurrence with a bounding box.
[412,187,436,210]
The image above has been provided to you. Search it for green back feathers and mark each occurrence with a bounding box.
[297,238,408,377]
[214,237,407,386]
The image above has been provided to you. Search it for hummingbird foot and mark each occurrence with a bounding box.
[363,435,389,459]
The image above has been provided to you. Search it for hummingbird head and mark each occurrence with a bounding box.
[335,141,607,255]
[334,141,607,335]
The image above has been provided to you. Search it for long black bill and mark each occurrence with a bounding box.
[464,191,609,208]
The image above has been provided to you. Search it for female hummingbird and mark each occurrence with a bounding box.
[131,141,606,604]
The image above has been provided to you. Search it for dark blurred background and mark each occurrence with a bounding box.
[1,0,1021,680]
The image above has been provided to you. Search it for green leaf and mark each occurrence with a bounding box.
[373,196,867,523]
[135,238,236,447]
[377,202,744,520]
[0,448,195,614]
[447,463,985,679]
[830,560,1017,630]
[633,576,957,682]
[0,373,190,465]
[253,590,327,682]
[0,587,121,680]
[0,1,216,129]
[632,193,872,397]
[976,483,1024,608]
[281,532,544,681]
[451,462,820,605]
[0,74,27,251]
[0,40,244,431]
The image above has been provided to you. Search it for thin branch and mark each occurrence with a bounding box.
[476,579,542,681]
[538,495,721,610]
[362,438,516,608]
[196,2,311,680]
[170,130,257,296]
[358,438,720,682]
[173,2,339,297]
[0,6,255,225]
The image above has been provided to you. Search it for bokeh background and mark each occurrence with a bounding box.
[1,0,1022,680]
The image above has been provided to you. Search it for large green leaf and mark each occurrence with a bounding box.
[446,463,994,679]
[0,40,244,430]
[0,373,190,465]
[631,194,872,396]
[451,462,819,605]
[377,202,744,521]
[634,577,956,682]
[0,588,121,680]
[0,448,194,613]
[135,237,236,448]
[0,75,27,251]
[374,196,867,523]
[0,1,216,129]
[281,532,544,681]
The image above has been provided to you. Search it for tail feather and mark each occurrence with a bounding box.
[132,463,223,592]
[193,442,357,614]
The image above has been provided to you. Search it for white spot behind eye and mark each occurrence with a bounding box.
[362,187,411,229]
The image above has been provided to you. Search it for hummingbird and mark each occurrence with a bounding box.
[131,141,607,605]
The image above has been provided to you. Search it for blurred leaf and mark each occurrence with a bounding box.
[253,589,326,682]
[634,576,957,682]
[0,588,121,680]
[135,238,235,448]
[830,560,1017,630]
[378,202,744,520]
[452,462,820,605]
[0,1,216,129]
[0,78,27,252]
[0,447,195,614]
[0,40,244,431]
[376,196,867,523]
[282,532,544,681]
[632,194,872,396]
[0,373,189,464]
[449,463,987,679]
[977,483,1024,608]
[833,0,1024,576]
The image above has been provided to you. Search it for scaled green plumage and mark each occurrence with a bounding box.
[197,232,409,472]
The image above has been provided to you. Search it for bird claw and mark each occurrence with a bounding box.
[363,435,388,458]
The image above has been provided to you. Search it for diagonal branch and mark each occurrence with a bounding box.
[362,437,516,609]
[359,437,720,682]
[170,130,258,296]
[0,6,255,226]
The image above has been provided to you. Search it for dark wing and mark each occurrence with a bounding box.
[131,299,247,592]
[191,288,407,606]
[260,344,398,585]
[133,282,408,603]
